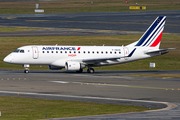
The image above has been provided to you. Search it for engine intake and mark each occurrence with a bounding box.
[65,61,85,71]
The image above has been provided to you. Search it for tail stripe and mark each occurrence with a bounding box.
[150,31,163,47]
[135,16,166,47]
[135,17,159,46]
[142,18,166,46]
[146,26,164,47]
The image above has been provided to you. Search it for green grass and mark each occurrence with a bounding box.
[1,35,180,71]
[0,0,179,14]
[0,96,148,120]
[0,26,40,32]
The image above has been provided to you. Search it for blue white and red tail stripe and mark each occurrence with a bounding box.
[135,16,166,48]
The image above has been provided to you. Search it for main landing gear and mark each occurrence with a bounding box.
[87,68,94,73]
[76,69,83,73]
[76,68,95,73]
[23,64,29,74]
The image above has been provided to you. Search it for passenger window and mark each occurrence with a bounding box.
[60,51,62,53]
[47,51,49,53]
[114,52,116,54]
[74,51,76,53]
[84,51,86,54]
[101,51,103,54]
[78,51,80,54]
[65,51,67,53]
[119,52,121,54]
[97,51,99,54]
[43,51,45,53]
[110,52,112,54]
[69,51,71,53]
[92,51,94,54]
[56,51,58,53]
[88,51,90,54]
[52,51,53,53]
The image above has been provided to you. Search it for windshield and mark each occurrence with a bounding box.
[13,49,24,53]
[13,49,20,53]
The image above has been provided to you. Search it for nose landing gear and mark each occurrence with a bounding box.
[23,64,29,73]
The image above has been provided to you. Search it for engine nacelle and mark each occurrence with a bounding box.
[48,65,63,70]
[65,61,85,71]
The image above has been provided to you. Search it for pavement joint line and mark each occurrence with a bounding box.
[83,83,180,91]
[0,25,179,35]
[24,19,180,27]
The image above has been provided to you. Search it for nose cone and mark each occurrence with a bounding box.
[3,55,12,63]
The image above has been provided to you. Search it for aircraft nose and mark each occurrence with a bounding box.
[3,55,12,63]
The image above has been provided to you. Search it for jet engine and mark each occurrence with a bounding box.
[65,61,85,71]
[48,65,63,70]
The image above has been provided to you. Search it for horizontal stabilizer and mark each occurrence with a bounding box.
[145,48,175,55]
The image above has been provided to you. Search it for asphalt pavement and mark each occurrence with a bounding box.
[0,10,179,37]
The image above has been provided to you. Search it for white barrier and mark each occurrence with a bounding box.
[34,9,44,13]
[150,63,155,68]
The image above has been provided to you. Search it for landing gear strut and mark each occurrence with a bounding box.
[24,64,29,74]
[87,68,94,73]
[76,69,83,73]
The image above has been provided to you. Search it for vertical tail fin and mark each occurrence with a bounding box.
[135,16,166,48]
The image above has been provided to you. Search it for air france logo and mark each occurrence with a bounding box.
[42,47,81,51]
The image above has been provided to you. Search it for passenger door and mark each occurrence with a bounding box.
[32,47,39,59]
[123,47,129,60]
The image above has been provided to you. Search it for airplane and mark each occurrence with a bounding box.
[3,16,172,73]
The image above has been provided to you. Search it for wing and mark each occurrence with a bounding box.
[82,56,120,63]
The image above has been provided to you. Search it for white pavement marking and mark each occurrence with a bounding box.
[51,81,69,84]
[50,81,83,84]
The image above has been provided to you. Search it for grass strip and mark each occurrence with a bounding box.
[0,96,148,120]
[1,35,180,71]
[0,26,40,32]
[0,0,179,14]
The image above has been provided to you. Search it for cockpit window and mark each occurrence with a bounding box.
[20,50,24,53]
[13,49,24,53]
[13,49,20,53]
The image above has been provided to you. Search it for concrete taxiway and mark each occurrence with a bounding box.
[0,69,180,119]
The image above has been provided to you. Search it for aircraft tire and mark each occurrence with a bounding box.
[24,70,29,74]
[87,68,94,73]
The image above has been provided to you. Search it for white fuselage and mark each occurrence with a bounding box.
[4,45,154,67]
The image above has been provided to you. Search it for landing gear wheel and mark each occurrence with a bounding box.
[76,69,83,73]
[24,64,30,74]
[24,70,29,74]
[87,68,94,73]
